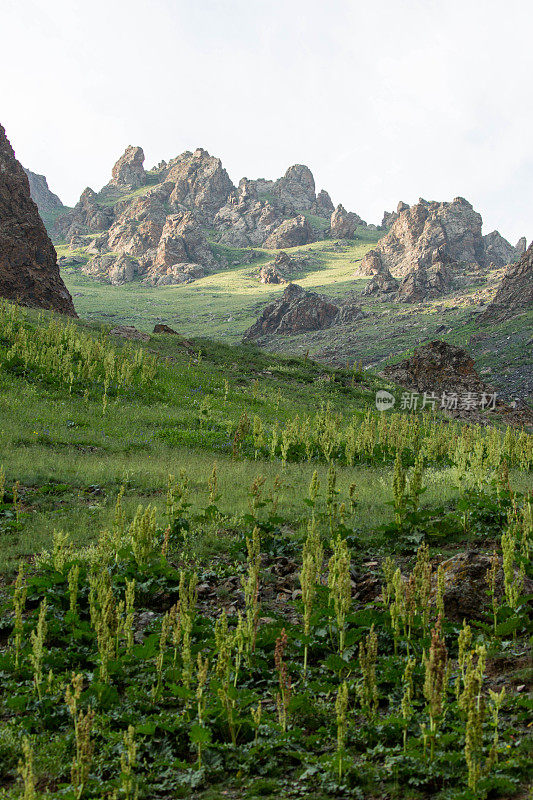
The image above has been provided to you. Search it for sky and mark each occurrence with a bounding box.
[1,0,531,242]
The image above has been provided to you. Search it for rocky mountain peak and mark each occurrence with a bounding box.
[480,242,533,322]
[0,123,76,315]
[110,145,146,189]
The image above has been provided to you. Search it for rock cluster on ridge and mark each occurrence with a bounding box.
[52,145,366,285]
[0,123,76,315]
[359,197,520,303]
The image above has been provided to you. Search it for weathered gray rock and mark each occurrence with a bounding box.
[361,197,485,278]
[23,168,63,213]
[56,187,113,238]
[482,230,517,268]
[361,267,399,296]
[480,242,533,322]
[330,204,358,239]
[263,215,315,249]
[273,164,316,212]
[152,212,215,272]
[383,340,489,395]
[83,254,139,286]
[109,146,146,189]
[166,148,234,223]
[515,236,527,255]
[311,189,335,218]
[214,181,287,247]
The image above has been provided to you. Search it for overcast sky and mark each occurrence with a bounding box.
[2,0,531,241]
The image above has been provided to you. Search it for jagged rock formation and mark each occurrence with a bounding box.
[109,146,146,189]
[57,187,113,239]
[312,189,335,217]
[259,262,286,284]
[51,146,364,282]
[244,283,364,338]
[515,236,527,255]
[381,201,410,229]
[482,230,518,268]
[360,197,519,303]
[361,197,488,278]
[0,123,76,315]
[479,243,533,322]
[23,168,63,213]
[330,204,359,239]
[214,179,288,247]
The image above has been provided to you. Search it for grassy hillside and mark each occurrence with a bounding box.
[58,231,532,405]
[0,301,531,799]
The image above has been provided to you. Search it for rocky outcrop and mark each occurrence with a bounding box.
[361,266,399,296]
[259,251,314,283]
[165,148,234,223]
[330,204,359,239]
[479,243,533,322]
[381,201,410,229]
[482,230,518,268]
[259,262,286,284]
[57,188,113,239]
[109,146,146,189]
[273,164,316,212]
[383,340,489,396]
[361,197,486,279]
[0,123,76,315]
[515,236,527,255]
[83,254,139,286]
[152,212,215,272]
[213,180,287,247]
[311,189,335,218]
[244,283,364,338]
[263,215,315,249]
[23,168,63,213]
[153,323,178,334]
[244,283,340,337]
[106,193,167,256]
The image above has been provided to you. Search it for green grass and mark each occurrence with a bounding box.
[0,302,531,799]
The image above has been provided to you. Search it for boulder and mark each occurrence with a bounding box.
[263,215,315,249]
[361,267,399,296]
[0,123,76,315]
[23,168,63,213]
[479,243,533,322]
[437,551,533,621]
[109,146,146,189]
[383,340,489,396]
[109,325,150,341]
[258,251,311,284]
[330,204,359,239]
[145,262,205,286]
[153,323,178,334]
[482,230,518,268]
[244,283,340,338]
